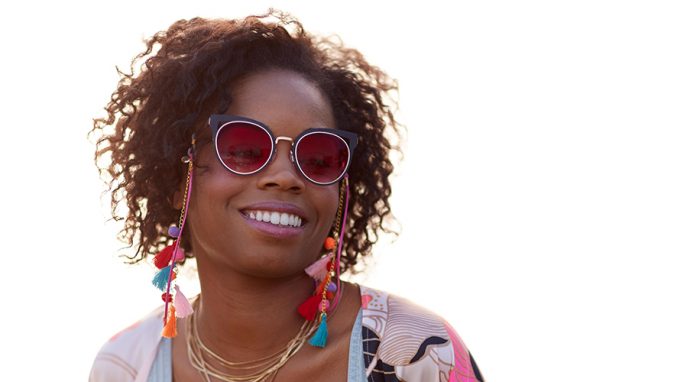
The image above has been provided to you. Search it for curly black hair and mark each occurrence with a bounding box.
[91,9,402,276]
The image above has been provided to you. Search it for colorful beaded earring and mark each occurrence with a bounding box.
[151,136,196,338]
[297,175,350,348]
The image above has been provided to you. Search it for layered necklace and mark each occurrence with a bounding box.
[186,283,343,382]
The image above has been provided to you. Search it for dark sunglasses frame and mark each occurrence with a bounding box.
[208,114,358,185]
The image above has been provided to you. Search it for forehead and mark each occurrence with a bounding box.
[225,69,336,135]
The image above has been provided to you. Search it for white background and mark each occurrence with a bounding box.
[0,1,698,380]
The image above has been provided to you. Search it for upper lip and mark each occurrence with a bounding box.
[239,201,309,222]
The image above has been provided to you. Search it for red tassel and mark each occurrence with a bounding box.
[153,244,176,269]
[297,293,322,321]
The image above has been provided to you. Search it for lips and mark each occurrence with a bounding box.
[239,201,308,238]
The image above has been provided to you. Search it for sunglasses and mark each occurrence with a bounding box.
[208,114,358,185]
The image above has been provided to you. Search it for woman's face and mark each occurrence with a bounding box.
[187,69,340,278]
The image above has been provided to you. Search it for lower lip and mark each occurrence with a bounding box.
[240,212,305,239]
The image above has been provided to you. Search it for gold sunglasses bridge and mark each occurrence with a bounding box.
[274,136,295,164]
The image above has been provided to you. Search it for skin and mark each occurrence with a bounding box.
[171,69,362,381]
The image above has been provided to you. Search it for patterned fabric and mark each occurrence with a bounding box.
[89,284,484,382]
[359,285,484,382]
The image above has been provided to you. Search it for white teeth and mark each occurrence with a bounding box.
[245,210,303,227]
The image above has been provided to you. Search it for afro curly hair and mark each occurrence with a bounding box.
[91,9,402,276]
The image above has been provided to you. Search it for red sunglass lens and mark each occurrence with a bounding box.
[216,122,272,174]
[296,133,349,184]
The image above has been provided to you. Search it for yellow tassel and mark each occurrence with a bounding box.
[162,304,178,338]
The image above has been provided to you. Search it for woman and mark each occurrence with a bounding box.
[89,10,484,382]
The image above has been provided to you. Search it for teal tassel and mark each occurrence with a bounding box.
[308,314,328,348]
[152,265,172,291]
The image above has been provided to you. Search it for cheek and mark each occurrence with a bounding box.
[315,186,342,236]
[191,148,246,202]
[186,160,247,241]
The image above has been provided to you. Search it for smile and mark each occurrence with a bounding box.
[240,209,304,228]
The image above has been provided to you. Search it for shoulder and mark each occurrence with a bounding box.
[89,308,164,382]
[358,284,484,382]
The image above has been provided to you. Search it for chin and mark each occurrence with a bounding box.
[225,249,313,279]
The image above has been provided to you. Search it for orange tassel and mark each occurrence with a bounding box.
[315,272,333,295]
[315,282,324,295]
[162,304,178,338]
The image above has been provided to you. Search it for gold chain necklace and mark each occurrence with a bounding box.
[186,286,342,382]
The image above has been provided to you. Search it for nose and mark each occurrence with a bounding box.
[256,138,305,192]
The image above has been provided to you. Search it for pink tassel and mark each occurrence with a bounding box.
[305,255,331,281]
[173,285,194,318]
[173,246,185,262]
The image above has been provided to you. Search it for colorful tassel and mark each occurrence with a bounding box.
[304,255,331,281]
[152,265,173,291]
[297,293,322,321]
[162,304,178,338]
[314,281,324,295]
[173,247,185,262]
[154,244,175,269]
[154,244,185,269]
[309,314,328,348]
[153,249,171,270]
[157,135,196,339]
[306,177,349,349]
[173,285,194,318]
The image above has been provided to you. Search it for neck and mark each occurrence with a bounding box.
[193,255,315,360]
